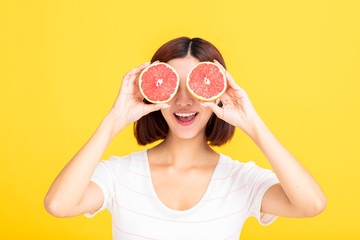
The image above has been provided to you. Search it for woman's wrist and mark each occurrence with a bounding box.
[244,115,265,142]
[103,110,127,138]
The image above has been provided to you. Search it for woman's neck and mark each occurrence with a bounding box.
[149,132,218,169]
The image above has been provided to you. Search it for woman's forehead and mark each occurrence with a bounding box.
[167,56,200,77]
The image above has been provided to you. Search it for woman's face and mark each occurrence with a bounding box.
[160,56,214,140]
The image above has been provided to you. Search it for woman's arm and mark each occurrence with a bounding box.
[44,61,166,217]
[44,114,120,217]
[248,115,327,217]
[203,59,327,217]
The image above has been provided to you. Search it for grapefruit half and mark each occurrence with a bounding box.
[139,62,180,103]
[186,61,227,102]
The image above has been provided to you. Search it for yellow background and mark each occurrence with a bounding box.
[1,0,359,239]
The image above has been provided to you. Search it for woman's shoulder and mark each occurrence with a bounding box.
[217,153,277,188]
[99,149,147,168]
[219,152,254,166]
[218,152,264,174]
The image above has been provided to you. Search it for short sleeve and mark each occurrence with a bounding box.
[245,161,280,226]
[84,158,116,218]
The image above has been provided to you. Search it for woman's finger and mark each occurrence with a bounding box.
[133,61,161,87]
[226,73,242,91]
[124,61,152,87]
[213,59,242,91]
[142,103,170,116]
[219,91,232,104]
[200,101,224,120]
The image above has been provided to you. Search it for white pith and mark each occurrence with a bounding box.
[156,79,163,86]
[204,77,210,85]
[174,112,197,117]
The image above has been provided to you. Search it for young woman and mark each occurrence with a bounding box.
[44,37,327,239]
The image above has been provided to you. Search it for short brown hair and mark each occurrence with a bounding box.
[134,36,235,146]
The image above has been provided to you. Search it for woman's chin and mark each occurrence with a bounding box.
[169,129,205,141]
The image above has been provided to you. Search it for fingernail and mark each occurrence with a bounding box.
[200,102,208,107]
[161,104,170,108]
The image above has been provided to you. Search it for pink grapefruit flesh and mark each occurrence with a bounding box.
[139,62,180,103]
[186,61,227,102]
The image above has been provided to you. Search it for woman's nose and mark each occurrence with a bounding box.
[174,85,194,106]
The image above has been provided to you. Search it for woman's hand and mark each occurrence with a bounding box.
[107,61,169,135]
[201,59,262,136]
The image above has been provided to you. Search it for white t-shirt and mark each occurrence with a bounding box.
[84,149,280,240]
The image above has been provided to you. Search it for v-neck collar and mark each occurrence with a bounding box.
[143,148,223,215]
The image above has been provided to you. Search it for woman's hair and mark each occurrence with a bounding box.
[134,36,235,146]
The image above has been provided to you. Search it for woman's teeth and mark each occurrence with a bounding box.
[174,112,197,117]
[174,112,198,122]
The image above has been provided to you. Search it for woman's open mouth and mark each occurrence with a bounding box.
[173,112,199,126]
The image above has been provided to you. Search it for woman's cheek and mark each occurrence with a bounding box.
[160,108,171,122]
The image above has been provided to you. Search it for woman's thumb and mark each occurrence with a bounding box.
[143,103,170,116]
[200,101,224,119]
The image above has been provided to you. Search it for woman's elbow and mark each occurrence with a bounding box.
[309,196,327,217]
